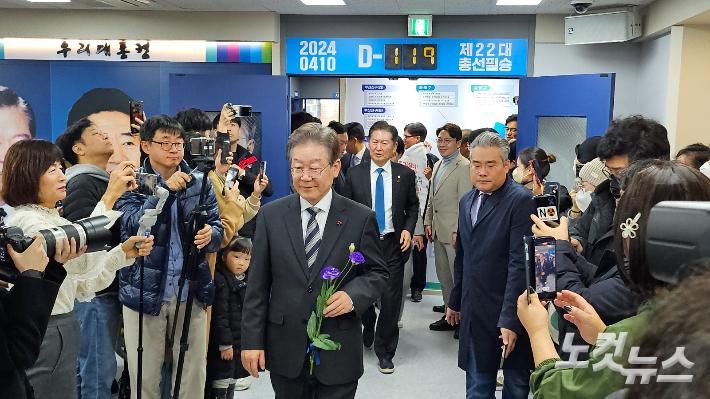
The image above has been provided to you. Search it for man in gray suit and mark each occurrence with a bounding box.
[241,123,388,399]
[424,123,472,335]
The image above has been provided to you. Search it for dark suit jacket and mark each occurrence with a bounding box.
[241,192,388,385]
[340,148,370,176]
[450,176,535,372]
[333,168,347,196]
[0,260,66,399]
[341,161,419,240]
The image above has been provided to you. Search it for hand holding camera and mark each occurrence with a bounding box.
[8,236,49,274]
[165,171,192,192]
[102,161,138,209]
[52,237,88,264]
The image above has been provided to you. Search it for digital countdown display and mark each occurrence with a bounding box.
[286,38,527,77]
[384,43,437,70]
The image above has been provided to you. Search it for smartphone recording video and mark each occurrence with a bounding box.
[533,237,557,301]
[225,167,239,190]
[132,172,158,196]
[129,101,144,134]
[259,161,266,179]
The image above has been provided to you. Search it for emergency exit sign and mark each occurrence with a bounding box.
[408,15,432,37]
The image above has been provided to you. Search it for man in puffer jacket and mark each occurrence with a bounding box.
[116,115,224,399]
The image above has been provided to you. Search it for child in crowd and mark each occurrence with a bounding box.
[206,237,253,398]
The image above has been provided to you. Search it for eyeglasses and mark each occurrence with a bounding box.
[291,165,330,179]
[436,138,457,145]
[404,134,415,140]
[602,165,627,178]
[470,163,502,172]
[151,140,185,151]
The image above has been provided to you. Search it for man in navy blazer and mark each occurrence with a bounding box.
[446,132,534,399]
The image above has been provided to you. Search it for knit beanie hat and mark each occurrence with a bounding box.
[579,158,607,187]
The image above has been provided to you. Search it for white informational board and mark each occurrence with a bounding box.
[344,77,519,157]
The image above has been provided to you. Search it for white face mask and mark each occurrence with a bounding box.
[575,189,592,212]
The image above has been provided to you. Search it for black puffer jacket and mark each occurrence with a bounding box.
[554,242,641,361]
[569,179,616,266]
[206,264,249,382]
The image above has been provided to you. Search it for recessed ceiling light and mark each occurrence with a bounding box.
[300,0,346,5]
[496,0,542,5]
[27,0,71,2]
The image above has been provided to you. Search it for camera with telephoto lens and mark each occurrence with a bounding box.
[0,216,114,282]
[227,104,252,118]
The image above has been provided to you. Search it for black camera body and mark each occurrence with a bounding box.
[189,137,216,158]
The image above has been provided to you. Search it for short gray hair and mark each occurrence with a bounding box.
[287,122,340,165]
[470,132,510,162]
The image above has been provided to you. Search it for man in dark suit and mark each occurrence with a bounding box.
[328,120,348,195]
[342,121,419,374]
[241,122,388,399]
[340,122,370,176]
[446,132,534,399]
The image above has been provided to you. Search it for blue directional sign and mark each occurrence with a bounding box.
[286,38,527,77]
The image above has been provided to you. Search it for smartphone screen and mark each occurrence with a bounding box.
[259,161,266,179]
[132,172,158,196]
[225,167,239,189]
[129,101,144,134]
[533,237,557,300]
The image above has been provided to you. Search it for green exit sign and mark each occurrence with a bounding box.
[408,15,432,37]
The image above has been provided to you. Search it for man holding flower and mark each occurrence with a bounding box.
[241,123,388,399]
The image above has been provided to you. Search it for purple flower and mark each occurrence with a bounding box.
[320,266,341,280]
[349,252,365,265]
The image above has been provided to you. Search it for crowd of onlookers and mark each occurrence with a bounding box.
[1,82,709,399]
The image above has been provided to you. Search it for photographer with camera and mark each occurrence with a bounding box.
[1,139,154,399]
[0,236,66,399]
[54,118,140,399]
[214,104,272,240]
[115,115,223,399]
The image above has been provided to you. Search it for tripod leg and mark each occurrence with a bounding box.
[172,284,196,399]
[137,256,144,399]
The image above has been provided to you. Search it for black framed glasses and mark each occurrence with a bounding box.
[151,140,185,151]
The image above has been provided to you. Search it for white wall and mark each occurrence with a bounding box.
[637,33,671,124]
[534,42,642,119]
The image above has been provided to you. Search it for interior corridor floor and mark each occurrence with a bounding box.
[236,292,515,398]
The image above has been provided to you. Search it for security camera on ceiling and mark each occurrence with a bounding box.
[571,1,593,14]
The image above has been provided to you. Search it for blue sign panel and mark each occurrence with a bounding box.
[286,38,527,77]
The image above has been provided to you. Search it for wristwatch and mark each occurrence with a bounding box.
[21,269,44,279]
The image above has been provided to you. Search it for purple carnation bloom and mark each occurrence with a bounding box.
[321,266,341,280]
[349,252,365,265]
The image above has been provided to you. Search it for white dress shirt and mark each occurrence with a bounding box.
[353,146,367,166]
[300,188,333,242]
[370,161,394,234]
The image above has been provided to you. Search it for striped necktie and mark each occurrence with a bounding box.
[305,207,321,271]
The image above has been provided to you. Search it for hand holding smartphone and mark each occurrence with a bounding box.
[129,101,144,134]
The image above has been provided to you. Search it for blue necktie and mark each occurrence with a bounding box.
[375,168,385,233]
